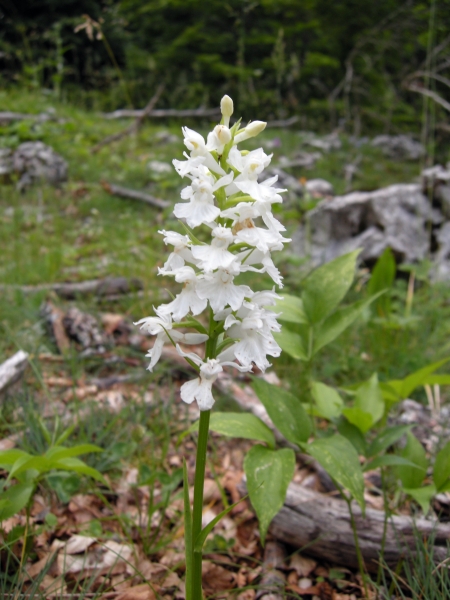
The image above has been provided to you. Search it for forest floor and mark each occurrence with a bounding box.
[1,88,450,599]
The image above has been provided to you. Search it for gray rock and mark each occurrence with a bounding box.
[422,164,450,218]
[371,134,425,160]
[305,178,334,198]
[303,132,342,152]
[430,222,450,282]
[12,141,68,190]
[278,151,322,169]
[292,184,432,265]
[0,148,13,177]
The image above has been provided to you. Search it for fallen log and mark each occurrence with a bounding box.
[92,84,165,153]
[0,277,143,299]
[0,350,29,395]
[101,181,170,209]
[266,482,450,572]
[103,107,221,120]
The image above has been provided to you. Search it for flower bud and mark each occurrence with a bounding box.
[220,95,234,126]
[234,120,267,144]
[215,125,232,146]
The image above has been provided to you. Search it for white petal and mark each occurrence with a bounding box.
[180,378,201,404]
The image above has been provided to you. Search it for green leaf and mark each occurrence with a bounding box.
[46,472,81,504]
[353,373,384,432]
[310,381,343,421]
[307,435,365,510]
[341,407,374,434]
[50,458,108,485]
[183,459,192,600]
[252,379,312,445]
[194,494,248,553]
[45,444,103,461]
[364,455,426,472]
[366,425,412,458]
[0,449,29,468]
[404,485,436,515]
[336,418,367,456]
[433,441,450,491]
[0,483,34,521]
[302,250,360,324]
[367,247,396,317]
[274,329,308,361]
[395,433,428,489]
[208,413,275,449]
[312,294,383,355]
[244,446,295,546]
[9,455,50,480]
[269,294,308,324]
[385,358,450,401]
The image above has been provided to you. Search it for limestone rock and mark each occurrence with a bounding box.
[293,184,431,265]
[12,141,68,190]
[371,134,425,160]
[304,178,334,199]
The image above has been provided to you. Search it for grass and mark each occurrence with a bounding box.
[1,86,450,598]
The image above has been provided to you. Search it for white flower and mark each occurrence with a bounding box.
[191,226,235,272]
[176,345,250,410]
[239,248,284,287]
[134,309,208,372]
[174,165,233,228]
[224,307,282,371]
[206,125,232,154]
[158,230,195,273]
[227,146,272,181]
[158,266,207,321]
[234,121,266,144]
[196,263,253,313]
[182,127,225,175]
[220,95,234,128]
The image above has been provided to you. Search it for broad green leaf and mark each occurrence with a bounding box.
[9,455,50,480]
[45,444,103,461]
[311,381,343,421]
[302,251,360,324]
[312,295,381,355]
[336,418,367,456]
[0,449,29,468]
[367,248,396,317]
[342,407,373,434]
[46,472,81,504]
[183,460,192,600]
[307,435,365,510]
[404,485,436,515]
[252,379,312,445]
[433,441,450,491]
[269,294,308,324]
[50,458,108,485]
[353,373,384,431]
[274,329,308,361]
[395,433,428,489]
[0,483,34,522]
[364,455,426,472]
[208,413,275,449]
[385,358,450,401]
[244,446,295,546]
[421,374,450,386]
[366,425,412,458]
[194,494,248,553]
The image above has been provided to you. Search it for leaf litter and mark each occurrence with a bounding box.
[0,298,426,598]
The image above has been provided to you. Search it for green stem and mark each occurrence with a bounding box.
[191,409,211,600]
[377,468,390,586]
[346,497,369,599]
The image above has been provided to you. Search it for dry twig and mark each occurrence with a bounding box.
[101,181,169,209]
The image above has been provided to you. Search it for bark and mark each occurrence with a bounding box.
[101,181,170,209]
[256,541,287,600]
[0,277,143,299]
[268,482,450,572]
[0,350,29,395]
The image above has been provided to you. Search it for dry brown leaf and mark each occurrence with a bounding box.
[236,591,256,600]
[202,561,236,596]
[159,548,185,570]
[45,376,74,387]
[64,534,97,554]
[289,554,317,577]
[114,583,157,600]
[38,574,67,595]
[161,571,182,589]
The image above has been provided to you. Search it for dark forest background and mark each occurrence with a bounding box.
[1,0,450,135]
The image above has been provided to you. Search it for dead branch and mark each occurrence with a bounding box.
[91,83,165,153]
[256,541,287,600]
[266,482,450,572]
[406,83,450,113]
[101,181,170,209]
[265,116,299,128]
[0,112,56,125]
[103,107,221,120]
[0,350,29,395]
[0,277,143,299]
